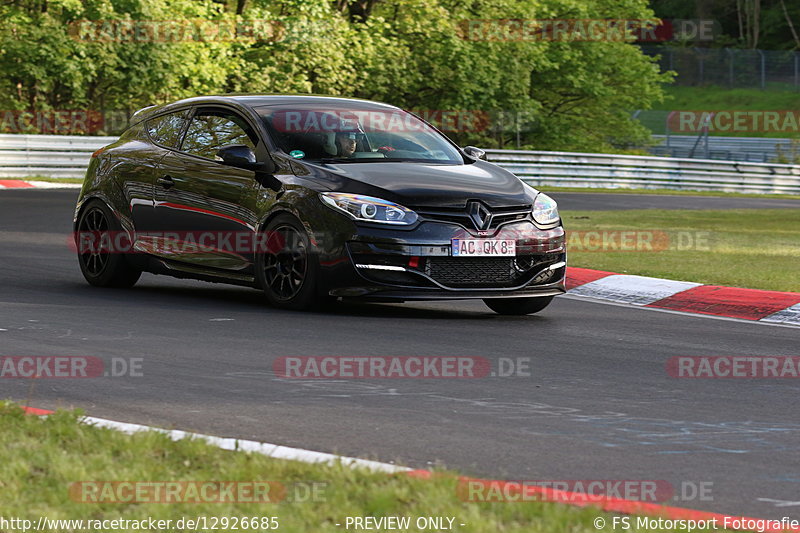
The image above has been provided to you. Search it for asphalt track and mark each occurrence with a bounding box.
[1,190,799,521]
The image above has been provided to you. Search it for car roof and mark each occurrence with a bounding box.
[231,94,399,109]
[131,94,401,126]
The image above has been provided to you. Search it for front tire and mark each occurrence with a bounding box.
[76,200,141,288]
[255,214,321,311]
[483,296,554,315]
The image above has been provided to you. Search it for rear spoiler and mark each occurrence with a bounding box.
[129,104,164,126]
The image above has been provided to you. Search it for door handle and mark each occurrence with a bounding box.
[157,175,175,189]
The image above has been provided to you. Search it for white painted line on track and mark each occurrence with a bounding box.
[82,415,411,474]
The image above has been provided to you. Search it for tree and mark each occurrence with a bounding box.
[1,0,672,153]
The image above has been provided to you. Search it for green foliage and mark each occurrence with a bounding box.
[0,0,671,151]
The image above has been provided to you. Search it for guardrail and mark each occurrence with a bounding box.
[2,135,800,194]
[485,149,800,194]
[648,134,797,163]
[0,134,116,179]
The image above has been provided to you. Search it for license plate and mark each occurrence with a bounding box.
[451,239,515,257]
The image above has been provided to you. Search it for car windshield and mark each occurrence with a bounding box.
[256,103,464,164]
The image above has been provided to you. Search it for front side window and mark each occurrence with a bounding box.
[181,109,257,160]
[257,104,464,164]
[146,110,189,148]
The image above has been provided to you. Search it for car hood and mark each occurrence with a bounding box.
[294,160,534,208]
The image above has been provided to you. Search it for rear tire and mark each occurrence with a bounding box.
[76,200,141,288]
[255,214,321,311]
[483,296,554,315]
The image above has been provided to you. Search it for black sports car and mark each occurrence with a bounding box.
[74,95,566,314]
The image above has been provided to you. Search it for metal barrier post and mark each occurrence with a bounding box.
[795,52,799,90]
[727,48,734,88]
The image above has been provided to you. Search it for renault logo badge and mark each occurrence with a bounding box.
[466,201,493,231]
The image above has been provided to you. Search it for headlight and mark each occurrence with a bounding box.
[320,193,419,225]
[532,193,559,225]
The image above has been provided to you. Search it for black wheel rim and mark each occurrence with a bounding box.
[263,225,308,301]
[78,207,110,277]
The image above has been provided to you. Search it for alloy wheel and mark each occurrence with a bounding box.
[262,225,308,301]
[78,207,111,277]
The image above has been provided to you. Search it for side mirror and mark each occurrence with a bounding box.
[463,146,486,160]
[216,144,259,170]
[216,144,281,191]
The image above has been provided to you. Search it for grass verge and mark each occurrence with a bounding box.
[659,86,800,114]
[562,208,800,292]
[640,86,800,139]
[1,402,716,533]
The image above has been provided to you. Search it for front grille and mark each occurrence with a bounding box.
[424,253,563,288]
[423,257,510,287]
[413,204,531,231]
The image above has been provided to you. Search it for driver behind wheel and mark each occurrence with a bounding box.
[335,131,358,158]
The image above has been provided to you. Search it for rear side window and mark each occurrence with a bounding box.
[146,111,189,148]
[181,109,257,160]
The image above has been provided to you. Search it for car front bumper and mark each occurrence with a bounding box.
[316,219,567,300]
